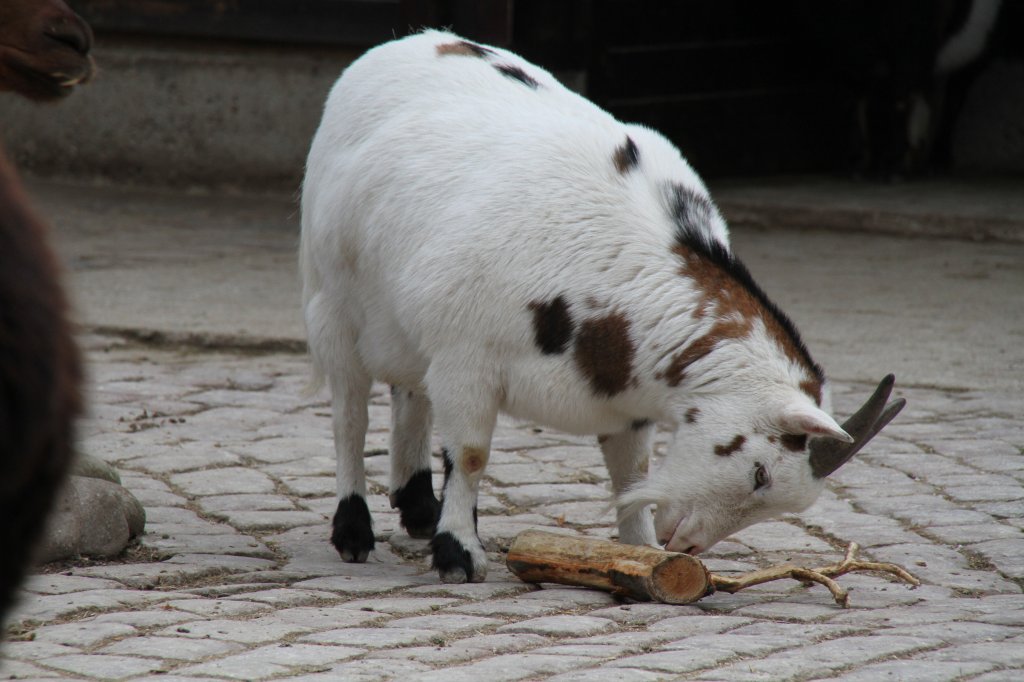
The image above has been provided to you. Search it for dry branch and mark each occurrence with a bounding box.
[506,531,919,607]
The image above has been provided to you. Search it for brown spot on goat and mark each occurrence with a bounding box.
[436,41,494,58]
[574,311,635,397]
[494,63,539,89]
[800,379,823,406]
[613,136,639,174]
[659,318,752,388]
[460,446,488,474]
[714,435,746,457]
[668,183,823,389]
[528,296,574,355]
[685,407,700,424]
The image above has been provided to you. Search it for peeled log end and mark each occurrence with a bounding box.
[506,530,711,604]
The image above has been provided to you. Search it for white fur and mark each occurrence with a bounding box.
[301,31,846,577]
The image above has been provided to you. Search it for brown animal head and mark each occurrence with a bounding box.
[0,0,94,100]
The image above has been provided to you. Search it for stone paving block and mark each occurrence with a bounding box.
[299,626,439,648]
[93,609,197,628]
[384,613,504,633]
[220,587,338,606]
[499,481,609,507]
[271,605,386,628]
[923,523,1023,544]
[729,634,941,679]
[124,445,243,474]
[164,598,272,617]
[830,659,996,681]
[100,635,244,661]
[197,493,298,513]
[496,615,616,637]
[159,616,313,643]
[22,573,123,594]
[338,596,459,614]
[0,658,60,679]
[217,509,325,530]
[169,467,276,496]
[603,647,739,674]
[1,640,82,661]
[966,538,1024,578]
[545,668,668,682]
[930,641,1024,666]
[8,589,176,625]
[646,615,753,636]
[406,581,533,600]
[514,587,618,606]
[174,643,365,680]
[300,658,432,681]
[31,620,137,647]
[38,653,168,679]
[407,653,599,682]
[372,633,550,666]
[143,532,274,558]
[449,597,567,618]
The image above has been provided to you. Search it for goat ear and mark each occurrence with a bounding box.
[778,405,854,443]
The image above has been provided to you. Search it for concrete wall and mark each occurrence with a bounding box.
[2,37,1021,191]
[0,38,361,192]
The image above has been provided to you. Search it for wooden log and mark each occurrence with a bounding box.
[506,529,712,604]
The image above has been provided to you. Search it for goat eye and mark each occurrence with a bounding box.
[754,463,770,491]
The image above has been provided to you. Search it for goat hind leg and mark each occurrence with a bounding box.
[388,386,440,538]
[328,369,374,562]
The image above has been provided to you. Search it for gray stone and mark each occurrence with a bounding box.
[36,476,146,562]
[71,452,122,483]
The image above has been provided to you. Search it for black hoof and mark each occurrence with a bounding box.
[331,494,374,563]
[392,469,440,539]
[431,531,474,583]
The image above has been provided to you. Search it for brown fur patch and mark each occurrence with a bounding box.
[800,379,823,405]
[715,435,746,457]
[659,318,751,388]
[436,41,494,58]
[684,407,700,424]
[461,446,488,474]
[574,311,635,397]
[671,239,820,387]
[780,434,808,452]
[613,136,639,174]
[528,296,574,355]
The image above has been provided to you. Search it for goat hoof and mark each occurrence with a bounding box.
[431,530,487,583]
[393,470,441,539]
[331,494,374,563]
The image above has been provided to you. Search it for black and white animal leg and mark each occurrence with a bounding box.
[600,422,657,546]
[426,362,497,583]
[388,386,440,539]
[328,370,375,563]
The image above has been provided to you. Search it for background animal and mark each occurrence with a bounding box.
[301,31,903,584]
[0,0,93,628]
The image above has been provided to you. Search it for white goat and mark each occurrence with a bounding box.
[300,30,904,583]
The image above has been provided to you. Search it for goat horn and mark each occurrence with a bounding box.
[809,374,906,479]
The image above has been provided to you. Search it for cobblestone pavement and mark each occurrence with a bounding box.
[2,332,1022,681]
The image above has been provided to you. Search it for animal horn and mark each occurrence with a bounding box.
[809,374,906,479]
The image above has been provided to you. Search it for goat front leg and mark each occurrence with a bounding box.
[426,357,499,583]
[388,386,440,538]
[600,422,657,547]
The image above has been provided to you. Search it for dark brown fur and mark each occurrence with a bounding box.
[613,136,639,174]
[574,311,635,397]
[528,296,574,355]
[666,185,823,398]
[0,0,89,629]
[714,435,747,456]
[493,63,540,89]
